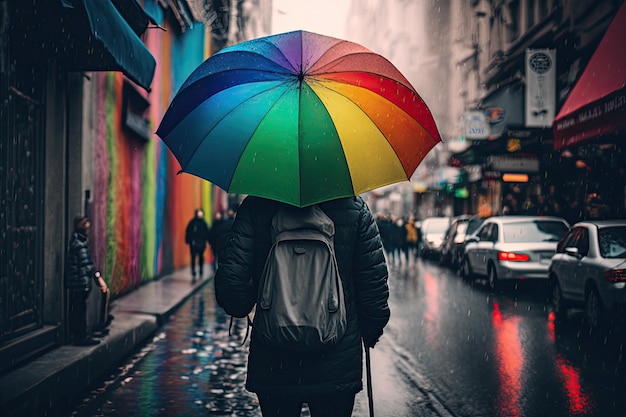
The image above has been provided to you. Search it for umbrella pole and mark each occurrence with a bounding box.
[365,346,375,417]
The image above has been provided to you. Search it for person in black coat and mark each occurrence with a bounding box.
[214,196,390,417]
[185,208,211,280]
[208,210,234,268]
[66,215,108,346]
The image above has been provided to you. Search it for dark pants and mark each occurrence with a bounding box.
[189,247,205,276]
[257,392,356,417]
[68,289,89,341]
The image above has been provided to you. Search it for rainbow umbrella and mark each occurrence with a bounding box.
[156,30,441,207]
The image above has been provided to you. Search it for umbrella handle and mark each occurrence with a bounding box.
[365,346,375,417]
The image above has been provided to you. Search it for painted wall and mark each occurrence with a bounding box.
[88,1,215,296]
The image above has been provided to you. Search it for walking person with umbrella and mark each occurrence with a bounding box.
[157,30,442,416]
[215,195,390,416]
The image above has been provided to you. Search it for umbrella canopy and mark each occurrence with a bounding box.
[156,30,441,207]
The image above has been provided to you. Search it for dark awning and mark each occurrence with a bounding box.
[553,2,626,150]
[60,0,156,91]
[110,0,160,36]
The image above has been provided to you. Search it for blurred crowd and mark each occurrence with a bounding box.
[375,214,420,265]
[500,185,612,225]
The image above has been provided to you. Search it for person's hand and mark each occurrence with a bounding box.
[97,276,108,293]
[362,327,383,349]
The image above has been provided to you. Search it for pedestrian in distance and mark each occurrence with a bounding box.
[185,208,211,281]
[208,209,234,269]
[65,215,108,346]
[403,214,418,262]
[214,195,390,417]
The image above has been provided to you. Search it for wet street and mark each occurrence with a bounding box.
[63,258,626,417]
[387,256,626,417]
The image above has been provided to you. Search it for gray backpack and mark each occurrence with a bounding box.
[252,204,347,351]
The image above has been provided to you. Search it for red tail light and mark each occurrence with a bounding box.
[605,269,626,282]
[498,251,530,262]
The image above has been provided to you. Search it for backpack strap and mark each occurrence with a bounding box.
[228,315,252,347]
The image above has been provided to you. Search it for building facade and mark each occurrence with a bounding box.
[451,0,626,222]
[0,0,270,375]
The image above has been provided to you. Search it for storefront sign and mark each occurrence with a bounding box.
[485,107,506,139]
[526,49,556,127]
[488,155,540,173]
[462,111,490,139]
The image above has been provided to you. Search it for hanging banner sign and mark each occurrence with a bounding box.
[462,111,490,139]
[525,49,556,127]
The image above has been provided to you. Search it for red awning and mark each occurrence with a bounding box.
[553,3,626,150]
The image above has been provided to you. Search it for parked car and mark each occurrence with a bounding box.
[460,215,570,290]
[548,220,626,331]
[440,215,485,269]
[418,216,452,259]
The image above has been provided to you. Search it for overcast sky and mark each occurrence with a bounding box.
[271,0,351,39]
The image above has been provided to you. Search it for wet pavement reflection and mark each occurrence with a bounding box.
[386,256,626,417]
[64,258,626,417]
[67,284,263,416]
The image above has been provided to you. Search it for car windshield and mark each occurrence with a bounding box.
[598,226,626,258]
[467,219,483,234]
[457,223,468,234]
[425,221,449,233]
[502,221,569,243]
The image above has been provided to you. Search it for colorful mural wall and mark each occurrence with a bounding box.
[90,1,215,296]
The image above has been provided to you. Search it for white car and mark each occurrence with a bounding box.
[549,220,626,331]
[418,217,451,259]
[460,216,570,290]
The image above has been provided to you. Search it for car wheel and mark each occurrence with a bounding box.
[461,256,473,281]
[550,279,567,320]
[488,264,498,291]
[585,287,605,334]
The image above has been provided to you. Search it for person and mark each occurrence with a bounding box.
[375,213,393,260]
[185,208,211,280]
[583,193,608,220]
[66,215,108,346]
[209,210,234,268]
[541,185,563,217]
[214,196,390,417]
[501,192,519,215]
[403,214,418,261]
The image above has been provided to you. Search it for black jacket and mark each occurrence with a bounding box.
[185,217,210,251]
[66,232,96,291]
[214,196,390,397]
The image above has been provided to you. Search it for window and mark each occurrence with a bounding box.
[508,0,521,42]
[526,0,536,29]
[557,227,581,253]
[122,81,151,142]
[576,228,589,257]
[502,221,569,243]
[598,226,626,259]
[490,225,499,242]
[478,223,493,240]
